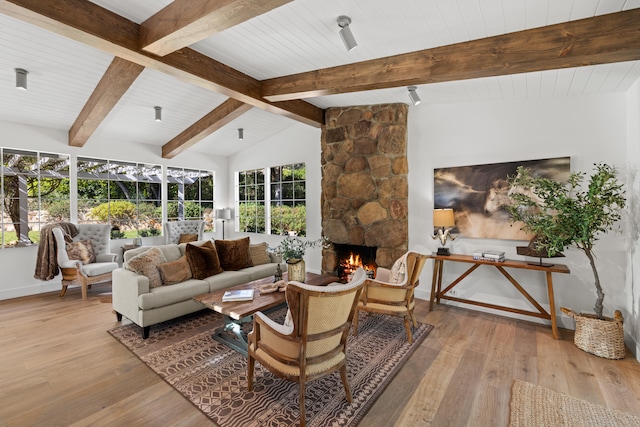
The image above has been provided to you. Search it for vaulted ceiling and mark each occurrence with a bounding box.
[1,0,639,158]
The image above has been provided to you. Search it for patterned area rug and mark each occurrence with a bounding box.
[109,309,432,427]
[509,380,640,427]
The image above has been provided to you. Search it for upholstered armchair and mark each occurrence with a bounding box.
[247,268,367,427]
[163,220,205,244]
[353,251,428,343]
[52,224,118,300]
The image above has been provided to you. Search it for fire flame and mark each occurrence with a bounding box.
[339,251,376,279]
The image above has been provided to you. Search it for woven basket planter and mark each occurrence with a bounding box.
[561,307,625,359]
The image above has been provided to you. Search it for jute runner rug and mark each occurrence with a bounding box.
[509,380,640,427]
[109,309,432,427]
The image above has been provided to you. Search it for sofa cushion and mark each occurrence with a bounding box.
[138,279,210,310]
[66,240,96,264]
[185,241,223,279]
[215,237,253,271]
[157,255,192,286]
[179,233,198,244]
[250,242,271,266]
[124,244,181,266]
[126,247,167,288]
[178,239,213,256]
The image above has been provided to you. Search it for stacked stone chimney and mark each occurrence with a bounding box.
[321,103,409,273]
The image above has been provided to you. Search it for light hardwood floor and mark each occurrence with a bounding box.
[1,285,639,426]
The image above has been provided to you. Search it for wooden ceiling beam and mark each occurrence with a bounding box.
[69,57,144,147]
[140,0,293,56]
[162,98,252,159]
[262,9,640,102]
[0,0,324,127]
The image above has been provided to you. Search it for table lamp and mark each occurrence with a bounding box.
[432,208,456,255]
[216,207,232,239]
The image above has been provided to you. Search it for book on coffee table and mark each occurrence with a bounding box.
[222,289,254,302]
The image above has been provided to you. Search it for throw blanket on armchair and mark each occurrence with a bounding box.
[34,222,78,281]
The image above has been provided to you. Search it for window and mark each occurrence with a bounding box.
[167,167,214,232]
[237,168,265,233]
[77,157,162,239]
[236,163,306,236]
[270,163,306,236]
[1,148,70,247]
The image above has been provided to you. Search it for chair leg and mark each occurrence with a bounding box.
[299,379,306,427]
[59,284,68,297]
[410,309,418,328]
[340,364,352,403]
[247,355,255,391]
[404,316,413,344]
[352,308,359,336]
[76,270,89,300]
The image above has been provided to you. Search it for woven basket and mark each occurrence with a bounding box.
[561,307,625,359]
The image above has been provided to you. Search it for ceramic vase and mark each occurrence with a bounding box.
[287,258,306,282]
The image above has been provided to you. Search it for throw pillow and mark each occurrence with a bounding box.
[66,240,96,264]
[215,237,253,271]
[389,253,408,285]
[126,247,167,288]
[178,233,198,244]
[157,256,192,286]
[249,242,271,266]
[185,241,223,279]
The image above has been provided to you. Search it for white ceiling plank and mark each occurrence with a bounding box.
[502,0,527,33]
[0,0,638,157]
[539,70,559,98]
[526,72,542,99]
[568,67,595,96]
[477,0,506,36]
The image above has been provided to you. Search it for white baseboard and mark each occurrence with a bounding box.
[0,280,61,301]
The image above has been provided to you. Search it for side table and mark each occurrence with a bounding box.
[427,253,570,339]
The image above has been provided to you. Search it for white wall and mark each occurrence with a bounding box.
[226,123,324,269]
[407,93,636,353]
[626,80,640,358]
[0,121,228,299]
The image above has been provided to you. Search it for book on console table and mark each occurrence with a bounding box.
[222,289,254,302]
[472,250,506,262]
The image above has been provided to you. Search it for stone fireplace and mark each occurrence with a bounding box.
[321,103,409,276]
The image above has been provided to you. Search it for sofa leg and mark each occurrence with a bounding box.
[115,311,122,322]
[142,326,150,339]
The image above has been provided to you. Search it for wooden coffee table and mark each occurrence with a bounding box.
[193,272,336,355]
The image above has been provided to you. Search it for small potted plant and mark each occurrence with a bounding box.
[503,163,626,359]
[276,236,324,283]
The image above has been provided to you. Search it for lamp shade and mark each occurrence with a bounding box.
[217,208,232,220]
[433,208,455,227]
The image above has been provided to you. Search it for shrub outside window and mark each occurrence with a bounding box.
[237,169,265,233]
[236,163,306,236]
[167,167,214,232]
[1,148,70,247]
[270,163,306,236]
[77,157,162,239]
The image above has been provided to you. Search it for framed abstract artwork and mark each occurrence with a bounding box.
[434,157,570,240]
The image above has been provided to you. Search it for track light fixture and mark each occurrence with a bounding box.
[408,86,421,106]
[238,128,244,140]
[154,106,162,122]
[337,15,358,52]
[15,68,28,90]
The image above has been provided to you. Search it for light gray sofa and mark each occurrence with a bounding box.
[112,240,284,338]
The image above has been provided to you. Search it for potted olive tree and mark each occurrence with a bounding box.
[503,163,626,359]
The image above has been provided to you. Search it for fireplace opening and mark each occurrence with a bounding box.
[334,244,377,282]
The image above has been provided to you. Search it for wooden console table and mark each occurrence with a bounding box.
[427,254,570,339]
